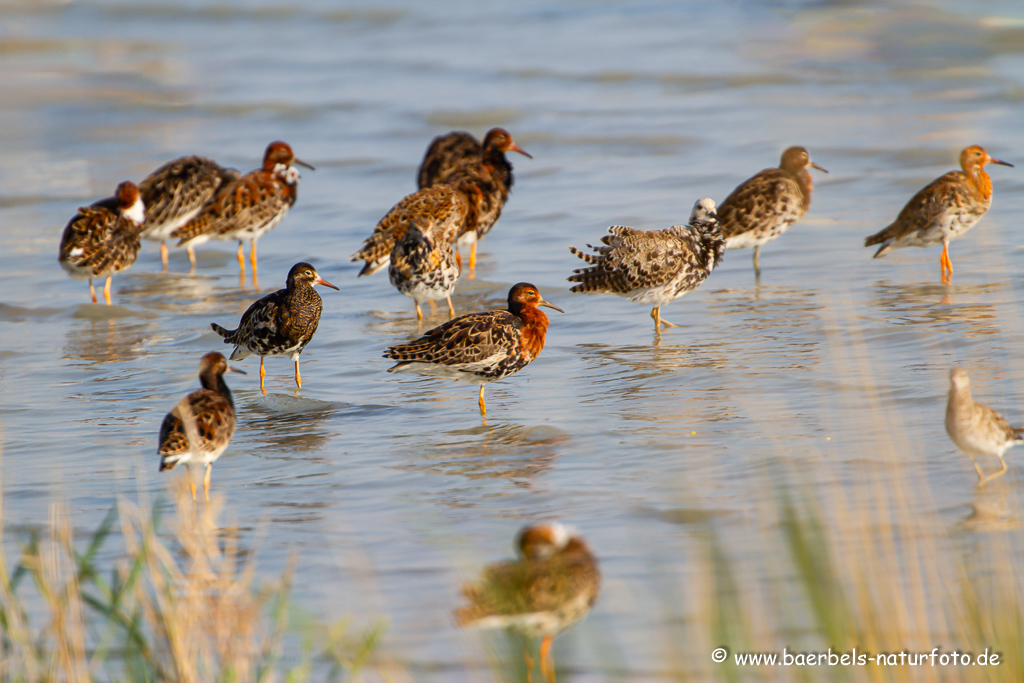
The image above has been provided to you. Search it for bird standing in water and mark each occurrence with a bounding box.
[865,145,1012,283]
[59,180,146,305]
[945,367,1023,487]
[568,197,724,331]
[384,283,561,417]
[158,352,244,501]
[212,262,338,395]
[717,146,827,276]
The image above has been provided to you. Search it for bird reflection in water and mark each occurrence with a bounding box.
[870,280,1005,335]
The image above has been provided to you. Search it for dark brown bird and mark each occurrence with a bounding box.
[59,180,145,305]
[717,146,827,275]
[173,141,313,286]
[865,145,1013,283]
[138,155,240,271]
[455,524,601,683]
[417,128,532,277]
[158,352,245,501]
[384,283,561,417]
[211,262,338,395]
[350,184,466,276]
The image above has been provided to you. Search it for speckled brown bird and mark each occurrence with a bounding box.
[945,367,1024,487]
[211,262,338,395]
[172,141,313,285]
[350,184,466,276]
[384,283,562,417]
[59,180,145,305]
[865,145,1013,283]
[455,523,601,683]
[388,216,460,320]
[568,198,724,331]
[158,352,245,501]
[417,128,532,277]
[717,146,827,275]
[138,155,240,271]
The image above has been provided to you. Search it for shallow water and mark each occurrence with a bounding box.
[4,0,1024,679]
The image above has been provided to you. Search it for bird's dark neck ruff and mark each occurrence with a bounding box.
[199,370,234,408]
[482,146,515,190]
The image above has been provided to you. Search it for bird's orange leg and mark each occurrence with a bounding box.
[446,295,455,318]
[415,302,423,320]
[160,241,169,272]
[455,249,463,272]
[469,242,477,279]
[539,635,555,683]
[103,276,113,305]
[294,359,301,388]
[478,386,486,417]
[203,463,212,502]
[940,242,954,283]
[88,278,97,304]
[250,240,259,288]
[186,244,197,273]
[187,465,196,501]
[237,241,246,275]
[260,356,267,395]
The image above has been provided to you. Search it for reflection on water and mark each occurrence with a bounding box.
[397,421,568,484]
[958,487,1022,532]
[869,280,1007,336]
[62,316,161,366]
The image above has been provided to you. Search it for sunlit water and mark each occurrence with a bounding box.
[3,0,1024,679]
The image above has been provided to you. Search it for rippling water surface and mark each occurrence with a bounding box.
[4,0,1024,679]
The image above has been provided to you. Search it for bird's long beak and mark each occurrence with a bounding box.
[538,296,563,313]
[227,365,247,375]
[509,142,533,159]
[811,162,829,173]
[294,158,316,170]
[988,155,1014,168]
[315,276,340,290]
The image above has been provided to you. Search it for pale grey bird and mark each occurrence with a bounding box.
[945,367,1024,487]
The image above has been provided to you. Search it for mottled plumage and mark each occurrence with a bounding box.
[211,262,338,394]
[388,216,460,319]
[58,180,145,305]
[568,197,725,330]
[865,145,1012,283]
[718,146,827,274]
[416,131,482,189]
[419,128,532,277]
[945,367,1024,487]
[138,155,240,270]
[158,352,243,501]
[172,141,313,284]
[350,184,466,276]
[455,524,601,683]
[384,283,562,416]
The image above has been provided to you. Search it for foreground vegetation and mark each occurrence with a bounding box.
[0,479,382,682]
